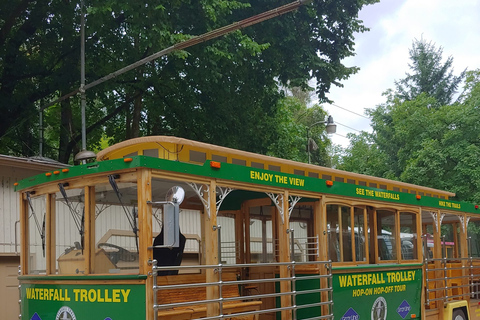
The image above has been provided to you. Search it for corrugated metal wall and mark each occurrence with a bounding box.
[0,164,53,255]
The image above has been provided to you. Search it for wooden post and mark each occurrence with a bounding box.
[84,186,95,274]
[373,209,379,263]
[244,202,251,264]
[277,191,292,320]
[395,209,401,263]
[459,214,469,302]
[204,181,219,318]
[350,206,355,263]
[137,169,152,274]
[20,193,29,275]
[315,198,330,316]
[416,209,422,261]
[235,211,244,264]
[137,169,153,320]
[363,207,369,264]
[46,193,56,274]
[433,210,444,317]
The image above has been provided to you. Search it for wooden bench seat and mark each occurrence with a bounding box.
[156,273,262,320]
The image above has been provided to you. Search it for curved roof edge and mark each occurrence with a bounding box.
[96,136,456,198]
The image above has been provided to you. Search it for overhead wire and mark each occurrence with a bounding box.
[334,121,362,133]
[329,103,371,119]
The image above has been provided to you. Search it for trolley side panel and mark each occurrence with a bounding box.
[332,267,422,320]
[21,282,146,320]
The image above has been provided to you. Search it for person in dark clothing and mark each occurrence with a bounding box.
[153,228,186,275]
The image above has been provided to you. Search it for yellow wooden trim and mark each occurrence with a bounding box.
[21,170,137,197]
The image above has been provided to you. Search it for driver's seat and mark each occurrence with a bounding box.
[153,228,186,275]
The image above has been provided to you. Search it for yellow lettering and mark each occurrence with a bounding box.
[88,289,96,302]
[121,289,131,303]
[97,289,104,302]
[64,289,70,302]
[104,289,112,302]
[112,289,121,302]
[73,289,80,301]
[81,289,88,302]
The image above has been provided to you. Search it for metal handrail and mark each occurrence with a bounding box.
[151,260,333,320]
[424,235,480,308]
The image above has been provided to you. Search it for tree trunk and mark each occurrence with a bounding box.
[58,98,74,163]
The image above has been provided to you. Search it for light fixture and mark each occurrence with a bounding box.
[324,115,337,134]
[306,115,337,163]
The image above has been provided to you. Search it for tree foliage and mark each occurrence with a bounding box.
[340,38,479,201]
[341,69,480,202]
[0,0,377,162]
[394,38,465,106]
[267,95,332,166]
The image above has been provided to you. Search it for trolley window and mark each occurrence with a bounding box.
[327,204,368,263]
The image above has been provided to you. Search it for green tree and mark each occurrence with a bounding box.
[338,131,390,177]
[342,69,480,202]
[0,0,378,163]
[394,38,465,106]
[266,95,332,166]
[399,70,480,202]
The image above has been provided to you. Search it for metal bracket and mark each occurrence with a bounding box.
[216,186,234,216]
[428,211,439,231]
[266,192,284,223]
[439,213,446,226]
[458,215,469,233]
[188,183,210,217]
[288,195,301,219]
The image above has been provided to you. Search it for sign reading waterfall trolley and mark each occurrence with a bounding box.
[333,268,422,320]
[21,283,145,320]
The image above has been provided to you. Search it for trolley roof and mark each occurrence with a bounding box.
[97,136,455,199]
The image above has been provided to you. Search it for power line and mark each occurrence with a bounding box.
[333,132,348,138]
[329,103,370,119]
[335,121,362,133]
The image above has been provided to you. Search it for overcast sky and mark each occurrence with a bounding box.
[321,0,480,148]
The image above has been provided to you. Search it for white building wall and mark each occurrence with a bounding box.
[0,157,62,255]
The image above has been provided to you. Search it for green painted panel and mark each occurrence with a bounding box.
[332,268,422,320]
[15,155,480,214]
[21,283,145,320]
